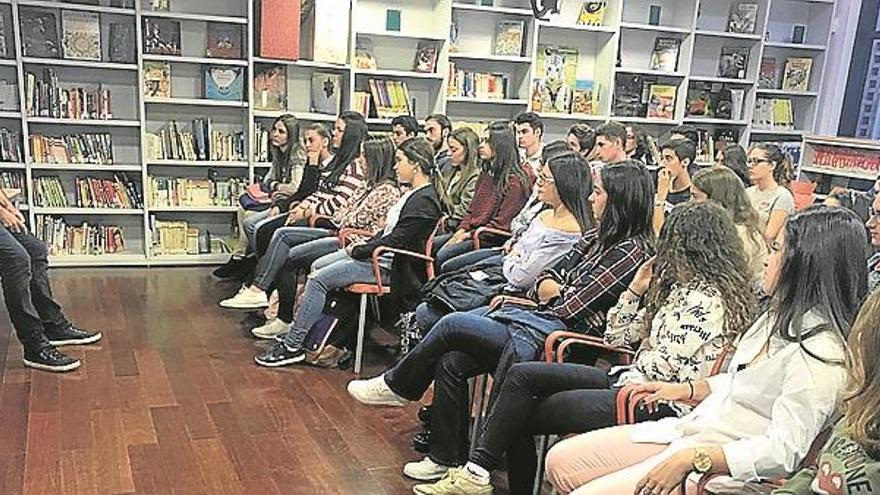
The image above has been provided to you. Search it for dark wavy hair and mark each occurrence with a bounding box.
[269,113,303,183]
[645,202,756,343]
[597,160,654,250]
[546,151,594,232]
[719,144,750,186]
[362,135,397,186]
[749,142,791,186]
[567,123,596,156]
[769,205,869,364]
[327,111,368,184]
[485,121,531,195]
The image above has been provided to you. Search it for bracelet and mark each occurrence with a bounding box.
[627,286,644,298]
[687,382,694,400]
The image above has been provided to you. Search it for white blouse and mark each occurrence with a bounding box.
[629,310,847,483]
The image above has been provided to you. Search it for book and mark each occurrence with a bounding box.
[649,37,680,73]
[26,68,112,119]
[61,11,100,61]
[413,41,439,73]
[354,38,377,70]
[258,0,299,60]
[143,61,171,98]
[0,80,17,111]
[20,9,60,58]
[758,57,777,89]
[494,20,525,57]
[447,62,509,100]
[146,119,246,161]
[309,0,348,64]
[151,0,169,10]
[0,13,8,58]
[108,23,135,63]
[450,16,460,53]
[206,23,242,59]
[646,84,676,120]
[781,57,813,92]
[311,72,342,115]
[729,88,745,120]
[533,44,578,113]
[367,79,411,119]
[142,18,180,56]
[253,64,287,110]
[726,3,758,34]
[685,82,712,117]
[717,46,749,79]
[352,91,371,117]
[204,67,244,101]
[0,128,22,162]
[29,133,114,164]
[571,80,597,115]
[577,1,607,26]
[612,74,646,117]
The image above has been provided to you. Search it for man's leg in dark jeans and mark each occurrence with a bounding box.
[13,230,67,332]
[0,226,51,350]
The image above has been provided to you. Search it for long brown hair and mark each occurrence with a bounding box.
[692,166,764,253]
[844,290,880,456]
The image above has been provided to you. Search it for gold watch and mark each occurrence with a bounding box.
[693,448,712,473]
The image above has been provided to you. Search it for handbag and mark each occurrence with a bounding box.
[239,182,272,211]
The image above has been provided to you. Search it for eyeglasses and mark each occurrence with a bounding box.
[747,158,772,167]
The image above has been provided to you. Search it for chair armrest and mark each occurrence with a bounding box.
[368,246,437,293]
[472,226,512,250]
[338,228,375,247]
[557,336,634,365]
[543,331,634,364]
[309,214,334,228]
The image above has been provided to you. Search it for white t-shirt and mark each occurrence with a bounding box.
[746,185,794,230]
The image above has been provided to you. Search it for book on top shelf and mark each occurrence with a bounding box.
[109,23,135,63]
[306,0,348,65]
[354,38,377,70]
[143,62,171,98]
[204,67,244,102]
[61,11,101,61]
[533,45,578,113]
[311,72,342,115]
[571,80,597,115]
[650,37,680,73]
[577,1,607,26]
[781,58,813,92]
[726,3,758,34]
[0,80,16,111]
[20,9,60,58]
[758,57,777,89]
[413,41,439,73]
[206,23,242,60]
[494,20,525,57]
[367,79,411,119]
[253,65,287,110]
[717,46,749,80]
[143,18,181,56]
[0,14,9,58]
[647,84,676,120]
[259,0,300,61]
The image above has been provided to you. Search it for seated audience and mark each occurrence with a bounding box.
[715,143,750,186]
[653,138,695,234]
[746,143,795,244]
[565,123,596,159]
[514,112,544,174]
[392,115,419,145]
[440,128,481,231]
[425,114,452,172]
[626,124,655,167]
[669,124,699,145]
[592,122,628,166]
[545,205,868,494]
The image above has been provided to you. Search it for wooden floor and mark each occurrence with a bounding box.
[0,267,510,495]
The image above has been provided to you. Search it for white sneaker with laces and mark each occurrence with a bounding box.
[403,457,453,482]
[251,319,290,339]
[347,375,409,407]
[219,288,269,309]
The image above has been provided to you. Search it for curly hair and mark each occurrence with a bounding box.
[644,201,757,343]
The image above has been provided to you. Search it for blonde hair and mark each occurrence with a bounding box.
[844,290,880,456]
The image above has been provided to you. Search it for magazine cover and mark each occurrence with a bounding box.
[143,18,180,55]
[354,38,377,70]
[61,11,100,61]
[612,74,645,117]
[204,66,244,101]
[310,72,342,115]
[758,57,777,89]
[253,64,287,110]
[726,2,758,34]
[647,84,676,120]
[686,82,712,117]
[717,46,749,79]
[109,22,135,63]
[494,20,525,56]
[571,80,597,115]
[206,23,242,59]
[577,1,607,26]
[413,41,439,73]
[650,37,680,72]
[143,61,171,97]
[20,9,60,58]
[534,44,578,113]
[781,57,813,92]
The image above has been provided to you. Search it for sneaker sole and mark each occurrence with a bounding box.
[347,390,409,407]
[254,354,306,367]
[48,332,103,346]
[219,301,269,310]
[251,330,287,340]
[23,358,82,372]
[403,469,448,482]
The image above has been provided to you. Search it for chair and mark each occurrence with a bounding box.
[339,218,444,374]
[472,226,512,250]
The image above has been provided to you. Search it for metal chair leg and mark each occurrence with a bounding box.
[354,293,368,374]
[533,434,549,495]
[469,373,489,455]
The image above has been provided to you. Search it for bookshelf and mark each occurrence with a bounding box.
[796,134,880,199]
[0,0,838,267]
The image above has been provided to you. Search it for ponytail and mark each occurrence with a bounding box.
[399,137,448,210]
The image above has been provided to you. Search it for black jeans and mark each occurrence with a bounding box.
[470,362,675,495]
[0,225,67,351]
[276,237,341,323]
[384,311,539,466]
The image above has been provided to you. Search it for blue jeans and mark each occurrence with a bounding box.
[282,249,388,349]
[243,209,278,253]
[440,248,503,273]
[276,236,341,322]
[252,227,332,291]
[0,225,67,351]
[434,234,475,269]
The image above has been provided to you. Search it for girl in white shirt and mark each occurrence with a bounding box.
[545,205,870,494]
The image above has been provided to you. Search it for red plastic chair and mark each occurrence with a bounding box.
[472,226,512,250]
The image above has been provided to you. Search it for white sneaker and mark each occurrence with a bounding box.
[219,287,269,309]
[251,319,290,339]
[347,375,409,407]
[404,457,452,482]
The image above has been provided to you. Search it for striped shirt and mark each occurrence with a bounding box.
[301,161,367,218]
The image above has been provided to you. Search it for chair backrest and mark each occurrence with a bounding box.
[423,215,448,280]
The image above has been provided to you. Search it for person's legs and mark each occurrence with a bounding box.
[0,226,49,350]
[436,240,475,268]
[252,214,286,257]
[415,302,448,336]
[439,248,503,273]
[243,208,272,253]
[12,230,68,332]
[251,227,332,291]
[567,446,696,495]
[235,207,259,254]
[275,237,341,324]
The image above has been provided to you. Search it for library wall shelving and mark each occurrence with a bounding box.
[0,0,838,267]
[796,134,880,201]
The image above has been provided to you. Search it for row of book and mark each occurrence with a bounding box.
[694,129,739,164]
[613,74,677,120]
[752,98,794,131]
[686,83,745,121]
[254,123,271,163]
[0,171,24,189]
[25,69,112,120]
[144,61,246,102]
[759,57,813,92]
[149,216,231,256]
[366,79,412,120]
[811,146,880,174]
[147,176,245,207]
[32,175,142,209]
[30,133,114,165]
[0,128,22,163]
[145,120,246,162]
[351,91,372,121]
[447,64,510,100]
[35,215,127,256]
[20,9,135,63]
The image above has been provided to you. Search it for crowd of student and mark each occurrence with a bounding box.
[210,108,880,494]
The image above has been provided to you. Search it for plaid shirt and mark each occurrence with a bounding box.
[533,228,649,333]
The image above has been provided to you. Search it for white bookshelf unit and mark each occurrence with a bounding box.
[0,0,838,267]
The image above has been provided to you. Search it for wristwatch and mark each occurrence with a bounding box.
[654,196,666,208]
[693,448,712,473]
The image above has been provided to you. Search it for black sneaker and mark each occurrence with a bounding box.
[44,324,103,346]
[418,405,433,425]
[212,255,246,279]
[254,341,306,367]
[23,346,81,372]
[411,429,431,454]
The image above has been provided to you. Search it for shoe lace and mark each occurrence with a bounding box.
[43,347,67,360]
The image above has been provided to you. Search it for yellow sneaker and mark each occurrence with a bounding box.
[412,468,493,495]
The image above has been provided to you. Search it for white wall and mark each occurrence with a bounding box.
[817,0,863,135]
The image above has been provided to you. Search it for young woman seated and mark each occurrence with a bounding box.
[220,136,402,315]
[691,166,768,285]
[544,205,868,494]
[410,200,756,495]
[433,121,533,268]
[346,160,653,484]
[746,143,796,245]
[253,138,443,367]
[441,128,481,231]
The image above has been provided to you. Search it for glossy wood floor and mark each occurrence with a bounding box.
[0,268,514,495]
